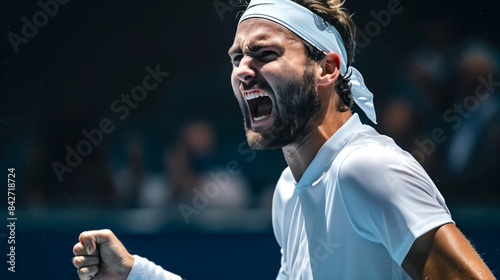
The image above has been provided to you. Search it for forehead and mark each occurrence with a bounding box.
[229,18,302,52]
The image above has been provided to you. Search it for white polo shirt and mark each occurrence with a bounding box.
[273,113,453,280]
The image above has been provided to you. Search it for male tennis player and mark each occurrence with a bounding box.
[73,0,495,279]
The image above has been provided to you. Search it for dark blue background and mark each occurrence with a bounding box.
[1,0,499,279]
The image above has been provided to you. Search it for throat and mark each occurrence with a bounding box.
[281,130,327,183]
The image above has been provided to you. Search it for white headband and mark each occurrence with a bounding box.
[238,0,377,124]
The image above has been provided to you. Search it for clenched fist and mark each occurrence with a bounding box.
[73,229,135,280]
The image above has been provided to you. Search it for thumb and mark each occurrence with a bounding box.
[79,229,115,255]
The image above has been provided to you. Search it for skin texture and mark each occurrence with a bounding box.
[73,17,495,280]
[403,223,496,279]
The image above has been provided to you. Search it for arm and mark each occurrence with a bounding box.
[402,223,496,280]
[72,229,182,280]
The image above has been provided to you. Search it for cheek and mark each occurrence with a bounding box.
[261,59,301,85]
[230,72,239,92]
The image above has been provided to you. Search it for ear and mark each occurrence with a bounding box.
[316,52,341,87]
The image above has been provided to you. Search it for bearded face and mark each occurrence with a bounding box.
[236,63,321,150]
[230,18,324,150]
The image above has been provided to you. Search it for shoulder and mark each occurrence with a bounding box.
[337,144,406,182]
[336,142,432,200]
[336,125,412,177]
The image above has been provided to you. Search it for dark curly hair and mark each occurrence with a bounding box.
[237,0,356,112]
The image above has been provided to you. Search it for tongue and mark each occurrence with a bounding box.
[255,96,272,117]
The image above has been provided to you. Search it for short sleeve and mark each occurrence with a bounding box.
[337,146,454,265]
[127,255,182,280]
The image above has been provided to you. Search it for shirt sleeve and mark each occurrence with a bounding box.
[127,255,182,280]
[337,146,454,265]
[276,249,289,280]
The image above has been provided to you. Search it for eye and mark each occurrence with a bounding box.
[262,50,276,56]
[261,51,278,57]
[232,55,243,66]
[259,50,278,61]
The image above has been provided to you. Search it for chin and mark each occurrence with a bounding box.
[245,128,289,150]
[245,129,267,150]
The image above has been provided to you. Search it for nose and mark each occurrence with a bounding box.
[235,56,256,84]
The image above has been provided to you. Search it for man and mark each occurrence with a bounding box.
[73,0,495,279]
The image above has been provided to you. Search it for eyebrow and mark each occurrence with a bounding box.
[246,43,270,52]
[228,46,242,57]
[228,43,283,57]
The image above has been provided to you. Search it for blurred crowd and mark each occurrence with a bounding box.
[377,20,500,202]
[111,121,252,209]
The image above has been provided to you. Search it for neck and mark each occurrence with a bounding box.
[282,109,352,183]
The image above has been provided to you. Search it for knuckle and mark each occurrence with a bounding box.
[102,229,113,237]
[77,266,88,277]
[78,265,98,277]
[73,256,81,267]
[79,231,87,240]
[73,243,83,255]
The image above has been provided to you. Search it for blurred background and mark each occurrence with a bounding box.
[1,0,499,279]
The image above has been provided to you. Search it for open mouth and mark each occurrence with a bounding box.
[244,90,273,122]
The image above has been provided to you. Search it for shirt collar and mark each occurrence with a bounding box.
[295,113,364,189]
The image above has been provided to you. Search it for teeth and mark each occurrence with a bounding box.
[245,91,268,100]
[253,114,269,121]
